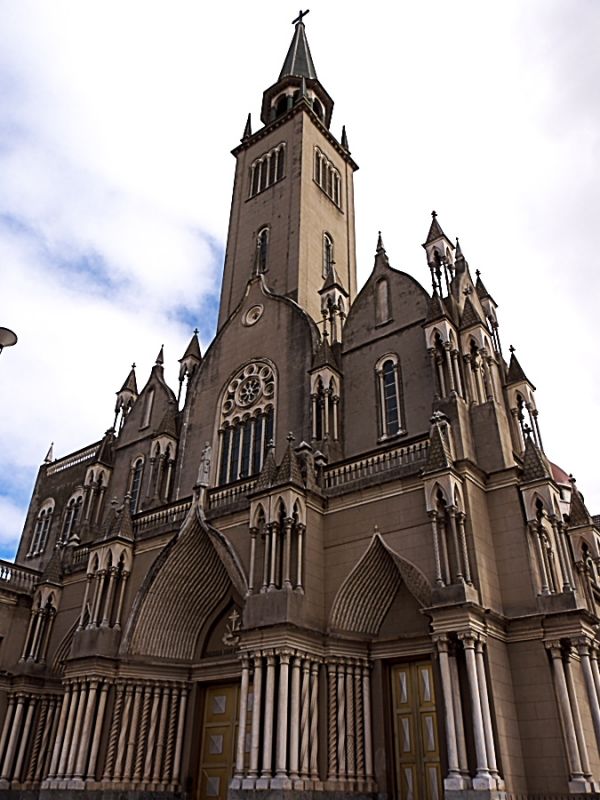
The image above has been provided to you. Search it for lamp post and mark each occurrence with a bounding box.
[0,327,17,355]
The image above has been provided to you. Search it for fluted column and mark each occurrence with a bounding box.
[134,684,152,785]
[362,662,373,784]
[0,693,25,781]
[114,683,133,782]
[235,657,250,779]
[143,684,161,784]
[460,633,493,788]
[336,660,347,780]
[164,688,178,789]
[60,682,82,779]
[300,659,310,781]
[153,686,170,786]
[346,660,356,781]
[27,695,48,784]
[354,663,365,784]
[261,652,276,779]
[47,685,71,780]
[102,682,124,782]
[36,695,57,783]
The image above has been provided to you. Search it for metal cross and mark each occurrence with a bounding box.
[292,9,310,25]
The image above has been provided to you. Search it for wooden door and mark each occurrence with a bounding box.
[391,660,443,800]
[197,683,242,800]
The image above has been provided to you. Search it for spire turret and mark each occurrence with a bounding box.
[178,329,202,403]
[114,363,138,430]
[260,12,334,128]
[422,211,455,295]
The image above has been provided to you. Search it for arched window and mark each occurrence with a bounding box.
[141,388,154,429]
[256,227,269,273]
[61,495,83,542]
[249,143,286,198]
[314,147,342,208]
[313,98,323,120]
[130,458,144,513]
[323,233,334,278]
[29,500,54,557]
[218,361,277,486]
[376,355,405,440]
[311,374,340,442]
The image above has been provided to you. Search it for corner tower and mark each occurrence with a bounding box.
[218,12,358,328]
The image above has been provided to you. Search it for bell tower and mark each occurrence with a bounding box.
[217,11,359,329]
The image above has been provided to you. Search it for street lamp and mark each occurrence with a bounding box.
[0,327,17,355]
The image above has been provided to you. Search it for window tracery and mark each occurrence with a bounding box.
[218,361,276,485]
[129,458,144,513]
[323,233,334,278]
[61,494,83,543]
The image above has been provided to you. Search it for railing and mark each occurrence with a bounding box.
[324,438,430,490]
[46,444,100,476]
[0,560,39,594]
[134,499,193,535]
[209,479,257,511]
[71,546,89,567]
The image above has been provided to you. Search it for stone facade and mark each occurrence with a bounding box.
[1,16,600,800]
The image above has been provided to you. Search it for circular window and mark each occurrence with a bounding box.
[221,361,276,422]
[243,305,264,326]
[237,377,262,407]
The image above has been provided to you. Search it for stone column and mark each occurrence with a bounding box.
[249,654,263,779]
[460,634,493,788]
[346,661,356,781]
[171,686,188,789]
[87,681,109,781]
[0,695,16,777]
[435,636,463,788]
[275,652,291,782]
[546,642,585,782]
[78,575,93,630]
[153,686,170,786]
[268,523,278,591]
[456,513,472,585]
[0,693,25,781]
[449,649,469,776]
[124,684,143,782]
[577,638,600,750]
[261,652,276,781]
[74,679,99,782]
[113,571,129,629]
[261,529,270,593]
[438,515,451,585]
[550,515,572,591]
[336,660,347,780]
[530,522,550,594]
[296,524,305,591]
[101,568,116,627]
[289,655,301,782]
[362,661,374,784]
[300,659,311,781]
[448,507,464,582]
[47,684,71,780]
[475,640,501,785]
[327,662,338,783]
[114,683,133,782]
[235,657,250,779]
[133,684,152,785]
[429,511,444,587]
[143,684,161,784]
[282,518,293,590]
[563,646,592,780]
[13,695,36,782]
[248,528,258,594]
[444,341,456,393]
[60,682,82,779]
[26,694,48,784]
[354,663,365,784]
[309,661,320,783]
[91,571,105,626]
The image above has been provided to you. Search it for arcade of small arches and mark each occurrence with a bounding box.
[314,147,341,207]
[247,498,306,594]
[426,327,499,406]
[79,546,132,632]
[249,143,286,199]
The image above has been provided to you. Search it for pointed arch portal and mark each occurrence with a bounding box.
[329,533,432,635]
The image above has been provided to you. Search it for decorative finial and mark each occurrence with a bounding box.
[376,231,384,252]
[155,345,164,366]
[242,112,252,141]
[569,473,576,485]
[509,345,515,354]
[373,524,380,535]
[431,210,437,219]
[44,442,54,463]
[193,328,199,336]
[287,431,296,443]
[292,9,310,25]
[523,424,532,438]
[341,125,349,151]
[475,269,481,278]
[131,362,136,370]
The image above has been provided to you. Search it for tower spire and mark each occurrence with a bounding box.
[279,10,317,80]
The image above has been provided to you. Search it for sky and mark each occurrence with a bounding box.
[0,1,599,560]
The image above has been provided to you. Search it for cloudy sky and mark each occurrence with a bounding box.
[0,1,598,560]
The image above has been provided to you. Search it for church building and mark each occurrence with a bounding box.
[2,14,600,800]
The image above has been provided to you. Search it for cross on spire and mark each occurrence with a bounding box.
[292,9,310,25]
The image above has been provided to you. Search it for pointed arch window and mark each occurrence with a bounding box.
[375,278,391,325]
[311,374,339,442]
[61,494,83,542]
[218,361,277,486]
[375,354,405,440]
[314,147,342,208]
[323,233,334,278]
[29,500,55,557]
[249,143,286,199]
[129,458,144,513]
[256,227,269,273]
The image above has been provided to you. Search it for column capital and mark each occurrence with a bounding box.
[458,630,480,648]
[433,633,450,652]
[575,636,593,656]
[544,639,564,656]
